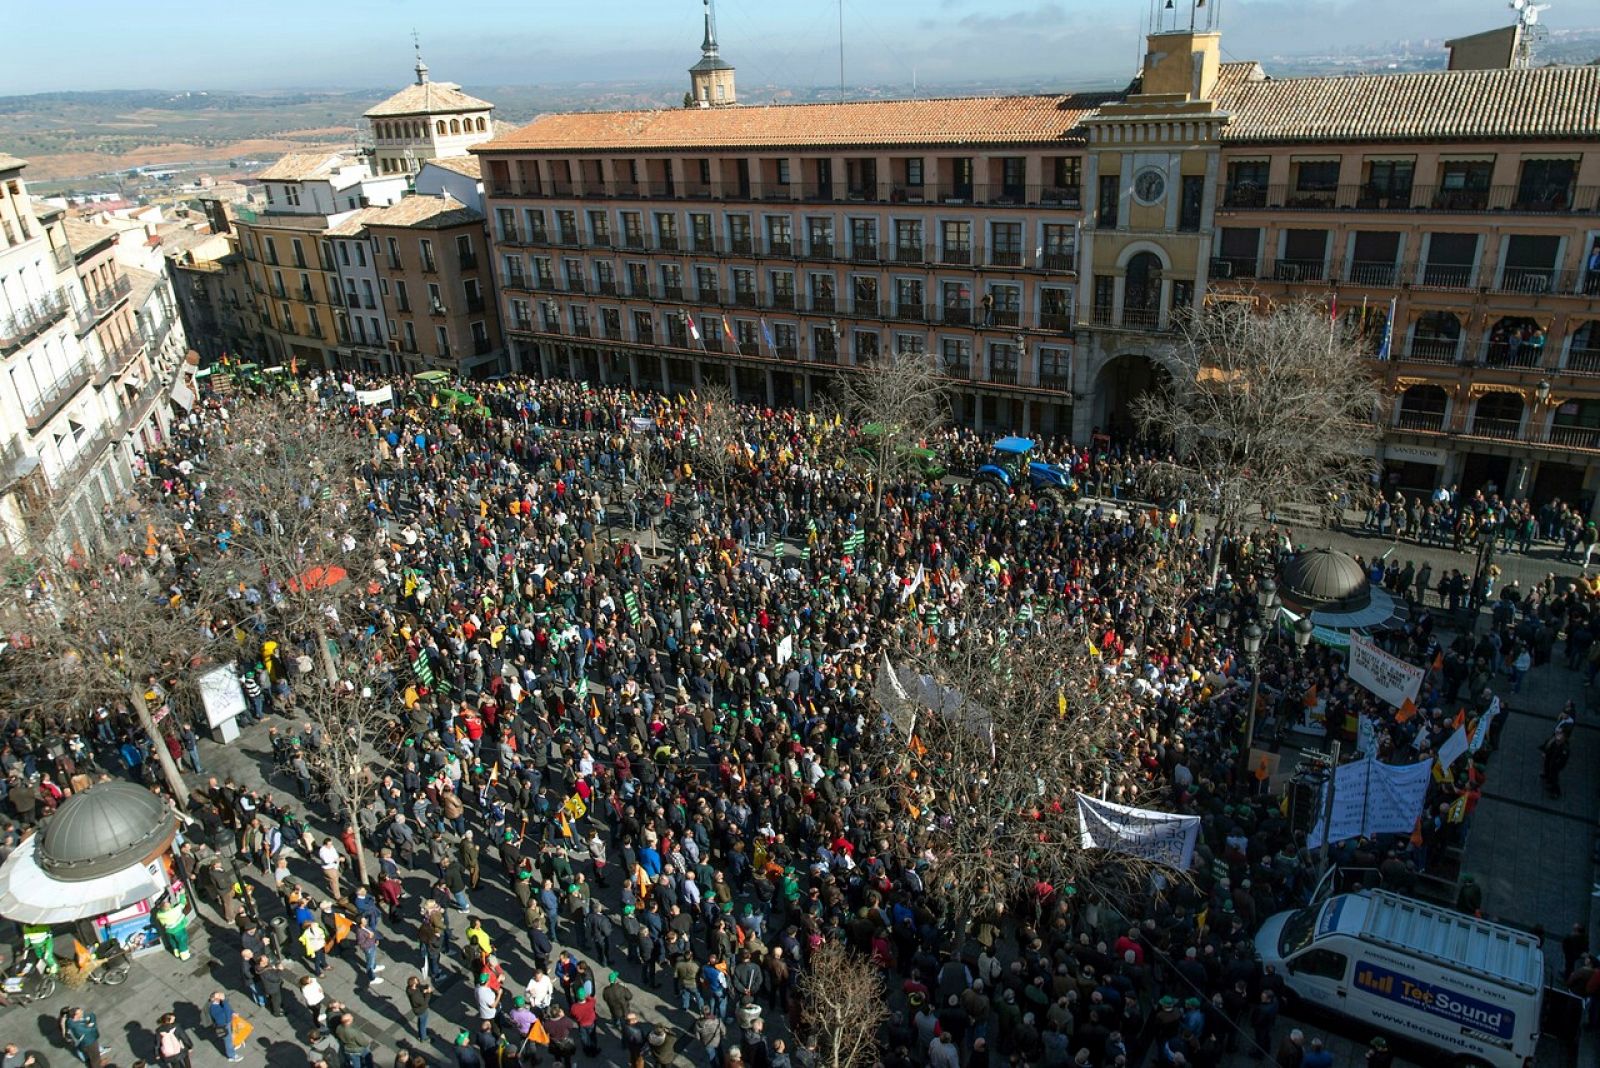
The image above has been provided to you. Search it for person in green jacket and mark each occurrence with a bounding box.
[154,894,192,961]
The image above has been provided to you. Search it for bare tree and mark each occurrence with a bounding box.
[839,348,948,516]
[874,595,1168,925]
[688,385,746,508]
[295,667,398,885]
[0,546,222,806]
[1133,299,1381,586]
[196,397,379,684]
[798,940,887,1068]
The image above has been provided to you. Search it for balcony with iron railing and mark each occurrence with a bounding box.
[1564,348,1600,376]
[1402,338,1461,364]
[1220,182,1600,215]
[1479,338,1547,369]
[26,361,94,430]
[87,274,133,319]
[1395,411,1447,433]
[50,244,72,273]
[1466,416,1523,441]
[53,420,117,496]
[488,178,1087,210]
[1547,425,1600,450]
[0,289,72,354]
[105,332,145,372]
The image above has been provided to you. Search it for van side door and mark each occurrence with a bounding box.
[1288,947,1352,1007]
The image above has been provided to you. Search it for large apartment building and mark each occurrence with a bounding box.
[217,60,506,376]
[0,154,185,554]
[473,13,1600,510]
[1205,64,1600,507]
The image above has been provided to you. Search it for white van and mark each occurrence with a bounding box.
[1255,890,1543,1068]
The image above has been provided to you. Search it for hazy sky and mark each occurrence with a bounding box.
[2,0,1592,95]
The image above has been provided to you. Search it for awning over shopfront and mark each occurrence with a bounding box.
[0,835,162,924]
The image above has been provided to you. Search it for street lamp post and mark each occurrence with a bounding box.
[1257,577,1279,644]
[1239,621,1264,777]
[1139,599,1155,641]
[1293,615,1315,652]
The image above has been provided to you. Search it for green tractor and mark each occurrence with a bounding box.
[854,422,948,481]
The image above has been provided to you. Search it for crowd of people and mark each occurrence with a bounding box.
[0,371,1579,1068]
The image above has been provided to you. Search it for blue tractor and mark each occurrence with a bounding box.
[974,436,1079,511]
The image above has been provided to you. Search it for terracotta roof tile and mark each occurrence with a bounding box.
[323,206,389,238]
[336,195,483,234]
[1217,63,1600,143]
[365,81,493,118]
[62,218,113,256]
[255,152,355,181]
[478,93,1117,153]
[422,155,482,178]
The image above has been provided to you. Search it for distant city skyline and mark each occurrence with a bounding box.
[4,0,1595,96]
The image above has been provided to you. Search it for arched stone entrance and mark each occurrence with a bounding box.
[1092,353,1172,439]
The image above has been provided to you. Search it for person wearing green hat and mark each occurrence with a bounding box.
[474,971,501,1032]
[602,970,633,1028]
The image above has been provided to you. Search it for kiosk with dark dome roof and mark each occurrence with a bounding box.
[1276,547,1406,642]
[37,781,176,881]
[0,780,183,936]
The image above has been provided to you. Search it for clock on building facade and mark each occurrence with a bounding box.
[1133,167,1166,205]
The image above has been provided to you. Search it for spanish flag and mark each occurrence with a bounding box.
[722,315,736,344]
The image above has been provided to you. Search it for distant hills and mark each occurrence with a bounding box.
[6,26,1599,185]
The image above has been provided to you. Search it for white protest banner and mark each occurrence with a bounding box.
[171,378,196,412]
[1364,760,1434,837]
[776,635,794,666]
[1436,726,1470,772]
[1469,696,1500,754]
[1075,793,1200,869]
[1310,758,1434,847]
[1348,634,1425,708]
[1309,760,1370,848]
[356,384,394,406]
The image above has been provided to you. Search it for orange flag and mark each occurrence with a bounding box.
[557,812,573,839]
[526,1018,550,1045]
[908,734,928,757]
[1452,707,1467,729]
[1431,650,1444,672]
[1395,697,1417,723]
[1302,685,1319,709]
[1409,817,1425,848]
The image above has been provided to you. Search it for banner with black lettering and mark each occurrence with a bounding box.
[1348,634,1424,708]
[1075,794,1200,869]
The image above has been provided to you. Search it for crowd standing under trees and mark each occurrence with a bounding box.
[0,301,1585,1068]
